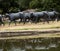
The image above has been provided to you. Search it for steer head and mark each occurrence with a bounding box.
[4,13,10,21]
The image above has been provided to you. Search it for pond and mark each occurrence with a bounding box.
[0,38,60,51]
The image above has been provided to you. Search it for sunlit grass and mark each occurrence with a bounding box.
[0,21,60,39]
[0,21,60,31]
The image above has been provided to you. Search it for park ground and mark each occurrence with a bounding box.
[0,21,60,31]
[0,21,60,40]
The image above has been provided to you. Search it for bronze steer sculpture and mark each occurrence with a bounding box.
[5,12,24,25]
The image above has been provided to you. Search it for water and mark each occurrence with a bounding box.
[0,38,60,51]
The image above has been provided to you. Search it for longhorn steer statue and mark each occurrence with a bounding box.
[5,12,24,25]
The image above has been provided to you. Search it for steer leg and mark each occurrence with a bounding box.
[46,19,49,24]
[9,20,12,26]
[56,16,59,22]
[24,19,26,24]
[1,21,5,26]
[0,22,1,25]
[19,19,22,23]
[45,17,49,24]
[35,17,38,24]
[14,20,17,26]
[23,18,26,24]
[0,20,5,26]
[57,17,59,22]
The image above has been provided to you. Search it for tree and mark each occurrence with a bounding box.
[29,0,42,9]
[0,0,60,13]
[18,0,32,11]
[0,0,19,13]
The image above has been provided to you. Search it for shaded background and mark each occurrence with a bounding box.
[0,0,60,13]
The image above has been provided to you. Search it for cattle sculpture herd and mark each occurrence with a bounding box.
[0,11,60,26]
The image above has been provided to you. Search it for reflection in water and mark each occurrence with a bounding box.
[10,47,25,51]
[49,44,57,48]
[0,38,60,51]
[35,46,48,50]
[0,49,3,51]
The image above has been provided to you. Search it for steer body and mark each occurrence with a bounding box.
[43,11,58,21]
[5,12,24,25]
[30,12,49,23]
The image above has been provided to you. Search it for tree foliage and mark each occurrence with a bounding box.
[0,0,60,13]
